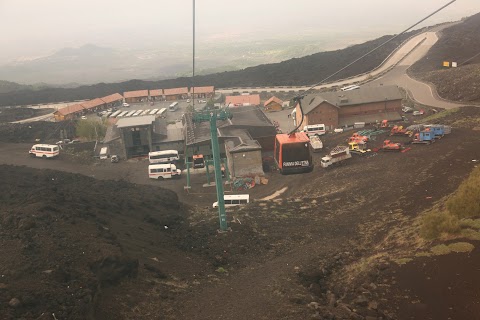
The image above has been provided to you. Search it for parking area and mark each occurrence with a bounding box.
[82,99,208,123]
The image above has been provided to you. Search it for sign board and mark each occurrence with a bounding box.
[443,61,450,67]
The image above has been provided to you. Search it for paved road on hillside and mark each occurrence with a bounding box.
[364,32,464,109]
[216,31,429,95]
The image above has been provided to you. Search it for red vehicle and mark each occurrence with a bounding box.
[348,132,369,143]
[382,140,403,151]
[274,132,313,174]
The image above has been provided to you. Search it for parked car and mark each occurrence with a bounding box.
[56,139,71,145]
[123,103,130,107]
[81,116,87,120]
[412,110,424,116]
[402,106,413,113]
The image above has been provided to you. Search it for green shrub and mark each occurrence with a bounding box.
[76,119,107,141]
[447,166,480,219]
[420,210,460,240]
[422,108,459,122]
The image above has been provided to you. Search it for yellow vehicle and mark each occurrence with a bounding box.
[348,141,370,155]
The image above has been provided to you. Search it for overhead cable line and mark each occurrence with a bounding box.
[289,0,457,134]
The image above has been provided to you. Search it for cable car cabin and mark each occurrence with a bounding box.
[274,132,313,174]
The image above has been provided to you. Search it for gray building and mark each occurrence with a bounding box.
[183,106,275,177]
[110,116,185,159]
[184,105,276,159]
[224,135,263,178]
[116,116,159,158]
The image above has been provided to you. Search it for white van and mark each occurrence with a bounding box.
[340,85,360,91]
[29,144,60,158]
[99,147,108,160]
[148,164,181,180]
[148,150,180,164]
[303,124,326,136]
[213,194,250,208]
[309,136,323,152]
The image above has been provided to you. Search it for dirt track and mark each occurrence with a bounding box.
[1,108,480,319]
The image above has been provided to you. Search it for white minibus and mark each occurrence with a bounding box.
[157,108,167,117]
[169,102,178,112]
[148,164,181,180]
[340,85,360,91]
[148,150,180,164]
[303,124,326,136]
[213,194,250,208]
[29,144,60,158]
[110,110,122,118]
[99,147,108,160]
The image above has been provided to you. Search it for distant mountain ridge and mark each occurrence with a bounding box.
[0,30,420,107]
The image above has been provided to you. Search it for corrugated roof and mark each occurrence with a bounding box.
[123,90,149,98]
[264,96,283,107]
[226,105,274,127]
[303,86,403,114]
[81,98,105,110]
[116,115,156,128]
[163,87,189,96]
[190,86,215,94]
[150,89,163,97]
[225,94,261,106]
[55,103,85,116]
[101,93,123,104]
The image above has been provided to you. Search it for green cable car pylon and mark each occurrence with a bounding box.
[192,107,232,231]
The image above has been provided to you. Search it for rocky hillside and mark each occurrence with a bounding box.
[410,12,480,103]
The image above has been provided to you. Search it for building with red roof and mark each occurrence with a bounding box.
[163,87,189,101]
[149,89,163,101]
[54,104,85,121]
[190,86,215,99]
[263,96,283,112]
[124,90,149,103]
[225,94,261,107]
[81,98,106,112]
[101,93,124,107]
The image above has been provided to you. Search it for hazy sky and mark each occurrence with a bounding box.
[1,0,479,62]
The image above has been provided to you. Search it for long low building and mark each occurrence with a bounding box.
[294,85,403,130]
